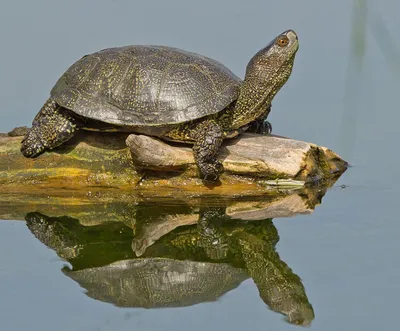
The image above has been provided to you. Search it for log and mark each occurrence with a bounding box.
[0,128,348,192]
[126,133,347,181]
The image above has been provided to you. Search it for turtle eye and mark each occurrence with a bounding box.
[276,36,289,47]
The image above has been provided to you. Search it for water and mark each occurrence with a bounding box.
[1,0,400,330]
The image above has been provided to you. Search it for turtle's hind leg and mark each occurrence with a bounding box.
[191,119,224,181]
[21,98,83,157]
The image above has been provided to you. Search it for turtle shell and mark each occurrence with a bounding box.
[63,258,248,308]
[51,45,241,126]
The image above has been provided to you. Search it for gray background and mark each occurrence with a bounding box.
[1,1,400,330]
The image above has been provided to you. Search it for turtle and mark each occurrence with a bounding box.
[21,30,299,180]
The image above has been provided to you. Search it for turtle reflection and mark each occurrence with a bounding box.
[26,199,315,326]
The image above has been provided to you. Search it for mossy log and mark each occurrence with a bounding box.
[0,129,347,193]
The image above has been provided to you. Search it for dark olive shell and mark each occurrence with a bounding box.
[63,258,247,308]
[51,46,241,126]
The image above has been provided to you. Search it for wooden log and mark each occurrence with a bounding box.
[0,128,348,191]
[126,133,348,182]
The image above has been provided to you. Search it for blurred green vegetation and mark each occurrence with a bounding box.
[341,0,399,159]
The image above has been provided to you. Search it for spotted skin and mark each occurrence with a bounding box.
[21,99,82,157]
[21,30,299,180]
[191,119,224,180]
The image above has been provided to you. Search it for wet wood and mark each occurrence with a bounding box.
[0,129,347,192]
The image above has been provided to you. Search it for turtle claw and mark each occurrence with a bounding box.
[247,119,273,135]
[200,160,223,181]
[203,174,218,181]
[263,121,273,135]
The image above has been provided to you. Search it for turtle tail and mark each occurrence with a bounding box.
[21,98,82,158]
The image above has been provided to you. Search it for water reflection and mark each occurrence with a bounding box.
[24,186,332,326]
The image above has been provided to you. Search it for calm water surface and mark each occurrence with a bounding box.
[1,0,400,330]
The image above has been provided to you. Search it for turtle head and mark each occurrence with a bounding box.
[245,30,299,83]
[283,302,315,327]
[231,30,299,129]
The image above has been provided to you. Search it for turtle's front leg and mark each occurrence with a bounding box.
[246,105,273,135]
[21,98,83,157]
[197,206,229,259]
[192,119,224,180]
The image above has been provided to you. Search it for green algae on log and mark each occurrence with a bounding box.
[0,129,347,190]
